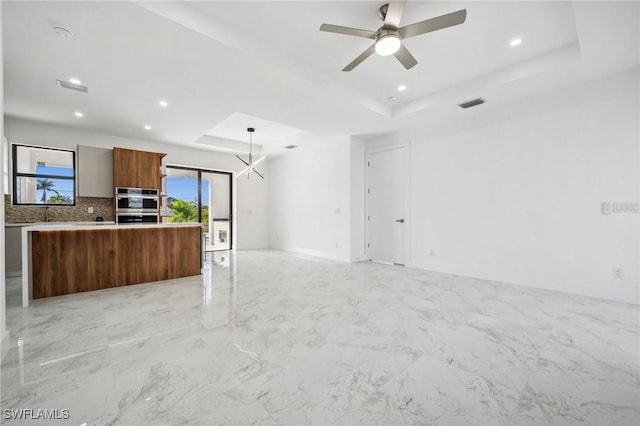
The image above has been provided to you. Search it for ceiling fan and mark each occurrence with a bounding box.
[320,0,467,71]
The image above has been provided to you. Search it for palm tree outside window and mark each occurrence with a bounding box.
[12,144,76,205]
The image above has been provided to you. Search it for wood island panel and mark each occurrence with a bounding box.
[32,226,200,299]
[113,227,200,286]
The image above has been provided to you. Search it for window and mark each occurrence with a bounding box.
[13,144,76,205]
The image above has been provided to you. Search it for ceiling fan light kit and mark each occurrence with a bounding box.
[320,0,467,71]
[375,31,401,56]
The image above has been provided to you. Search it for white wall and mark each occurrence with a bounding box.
[268,133,351,262]
[4,116,269,250]
[350,136,366,262]
[365,69,639,304]
[0,1,8,362]
[236,171,269,250]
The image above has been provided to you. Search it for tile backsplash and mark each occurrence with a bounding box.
[4,195,114,223]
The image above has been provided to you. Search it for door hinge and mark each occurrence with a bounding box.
[367,188,370,194]
[367,243,370,248]
[367,161,370,167]
[367,216,370,221]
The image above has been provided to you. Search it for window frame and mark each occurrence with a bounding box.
[12,144,77,206]
[165,164,233,251]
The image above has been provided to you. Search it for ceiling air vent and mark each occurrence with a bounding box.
[56,79,88,93]
[458,97,486,109]
[284,145,298,149]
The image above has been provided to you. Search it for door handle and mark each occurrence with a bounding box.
[395,219,405,223]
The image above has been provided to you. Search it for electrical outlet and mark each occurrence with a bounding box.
[613,268,623,279]
[429,249,435,256]
[335,242,339,248]
[88,206,94,214]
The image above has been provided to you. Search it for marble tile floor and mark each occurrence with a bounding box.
[1,250,638,425]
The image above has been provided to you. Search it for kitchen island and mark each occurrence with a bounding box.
[21,223,201,307]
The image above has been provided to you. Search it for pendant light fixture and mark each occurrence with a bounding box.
[236,127,265,179]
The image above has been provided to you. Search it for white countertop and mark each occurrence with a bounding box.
[6,221,116,227]
[22,222,203,231]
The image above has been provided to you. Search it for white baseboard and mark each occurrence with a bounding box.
[408,260,639,305]
[280,247,350,263]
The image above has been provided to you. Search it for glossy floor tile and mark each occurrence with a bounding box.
[1,250,639,425]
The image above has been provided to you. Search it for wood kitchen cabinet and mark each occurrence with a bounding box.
[113,147,166,189]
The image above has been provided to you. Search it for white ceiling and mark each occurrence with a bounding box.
[3,1,639,157]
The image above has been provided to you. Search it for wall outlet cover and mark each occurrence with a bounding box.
[613,202,640,214]
[613,268,624,279]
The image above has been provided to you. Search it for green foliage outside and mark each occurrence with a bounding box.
[168,199,197,222]
[168,199,209,231]
[201,207,209,230]
[48,194,72,204]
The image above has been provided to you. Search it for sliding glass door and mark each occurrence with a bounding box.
[165,166,232,251]
[202,171,231,250]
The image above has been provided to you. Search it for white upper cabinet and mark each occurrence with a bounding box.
[77,145,113,198]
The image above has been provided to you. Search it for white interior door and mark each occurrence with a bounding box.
[367,146,405,265]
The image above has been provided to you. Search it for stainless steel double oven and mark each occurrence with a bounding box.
[115,187,159,224]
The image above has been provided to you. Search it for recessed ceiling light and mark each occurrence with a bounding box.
[159,100,168,107]
[69,78,82,85]
[510,38,522,47]
[398,84,406,92]
[144,125,152,130]
[74,111,84,117]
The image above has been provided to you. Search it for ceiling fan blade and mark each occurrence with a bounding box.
[252,168,265,179]
[399,9,467,39]
[320,24,376,39]
[384,0,406,28]
[394,44,418,70]
[342,44,376,72]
